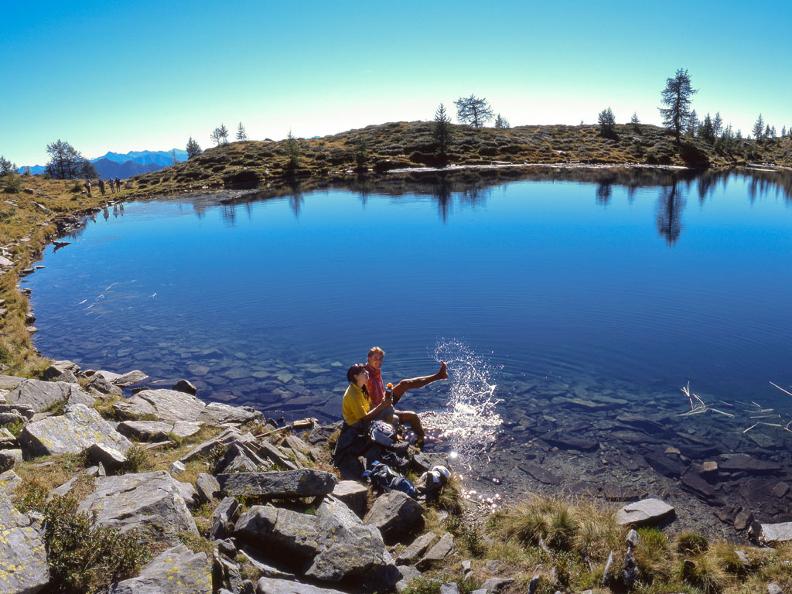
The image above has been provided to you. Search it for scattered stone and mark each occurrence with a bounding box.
[664,446,681,456]
[172,379,197,395]
[256,440,299,470]
[117,420,174,441]
[616,498,675,527]
[364,491,425,544]
[440,583,460,594]
[734,509,754,531]
[771,482,790,498]
[601,484,646,502]
[643,450,686,478]
[757,522,792,545]
[88,374,122,396]
[218,469,336,499]
[20,403,132,457]
[681,469,720,503]
[331,480,369,517]
[110,544,211,594]
[170,460,186,474]
[196,472,221,503]
[395,565,422,593]
[396,532,437,565]
[480,577,514,592]
[416,532,454,570]
[767,583,783,594]
[85,443,128,473]
[0,493,50,593]
[78,470,198,545]
[699,461,719,476]
[42,361,79,383]
[256,577,346,594]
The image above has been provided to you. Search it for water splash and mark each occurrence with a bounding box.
[422,339,503,467]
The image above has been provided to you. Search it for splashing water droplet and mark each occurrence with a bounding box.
[422,339,502,468]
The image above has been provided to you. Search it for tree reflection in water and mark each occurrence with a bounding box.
[656,182,685,245]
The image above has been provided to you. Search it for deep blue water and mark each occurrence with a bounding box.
[24,170,792,423]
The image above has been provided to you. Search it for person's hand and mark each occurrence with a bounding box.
[383,392,393,406]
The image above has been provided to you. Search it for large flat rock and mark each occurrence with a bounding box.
[6,378,91,413]
[118,389,206,422]
[199,402,260,425]
[110,544,210,593]
[616,498,676,526]
[218,469,336,499]
[758,522,792,545]
[256,577,347,594]
[78,471,198,545]
[19,403,132,457]
[0,493,50,593]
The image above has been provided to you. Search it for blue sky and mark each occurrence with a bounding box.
[2,0,791,165]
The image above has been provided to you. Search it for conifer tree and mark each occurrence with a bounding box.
[659,68,697,142]
[454,95,494,128]
[752,114,765,140]
[186,137,202,159]
[687,110,699,137]
[598,107,616,137]
[433,103,452,158]
[236,122,247,141]
[712,112,723,138]
[211,124,229,146]
[494,114,510,129]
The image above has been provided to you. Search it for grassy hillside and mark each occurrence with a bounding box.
[129,121,792,196]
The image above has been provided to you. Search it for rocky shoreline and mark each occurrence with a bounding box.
[2,361,792,593]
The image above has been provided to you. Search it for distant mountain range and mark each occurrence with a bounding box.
[19,149,188,180]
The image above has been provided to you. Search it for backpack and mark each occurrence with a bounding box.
[363,461,417,498]
[368,420,397,447]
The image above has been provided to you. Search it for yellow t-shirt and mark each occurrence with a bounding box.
[342,383,370,425]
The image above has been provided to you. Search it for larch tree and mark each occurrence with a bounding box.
[45,140,91,179]
[454,95,494,128]
[659,68,697,143]
[211,124,229,146]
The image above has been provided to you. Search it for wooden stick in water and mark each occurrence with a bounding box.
[770,381,792,398]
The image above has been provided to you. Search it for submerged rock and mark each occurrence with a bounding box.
[110,544,210,594]
[19,403,132,457]
[78,471,198,545]
[616,498,675,527]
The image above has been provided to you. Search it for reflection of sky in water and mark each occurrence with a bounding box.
[23,171,792,431]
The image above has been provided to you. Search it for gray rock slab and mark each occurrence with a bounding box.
[113,370,149,387]
[211,496,240,540]
[110,544,210,594]
[86,443,127,473]
[6,378,85,413]
[758,522,792,545]
[0,469,22,497]
[364,491,425,544]
[331,480,369,517]
[218,469,336,499]
[395,564,422,593]
[19,403,132,457]
[172,420,203,438]
[0,493,50,593]
[0,448,22,471]
[416,532,454,570]
[396,532,437,565]
[196,472,220,503]
[256,577,346,594]
[78,470,198,545]
[239,548,296,580]
[180,428,244,463]
[719,454,782,474]
[616,498,676,526]
[117,420,174,441]
[199,402,260,425]
[121,389,206,422]
[440,584,460,594]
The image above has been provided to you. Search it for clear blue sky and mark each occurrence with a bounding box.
[2,0,791,165]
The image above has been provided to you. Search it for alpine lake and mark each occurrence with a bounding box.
[23,166,792,537]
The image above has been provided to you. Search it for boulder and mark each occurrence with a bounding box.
[19,403,132,457]
[119,389,206,422]
[110,544,210,594]
[235,497,397,588]
[172,379,197,395]
[757,522,792,545]
[85,443,128,473]
[332,480,369,517]
[256,577,346,594]
[0,448,22,471]
[87,374,122,396]
[395,564,422,593]
[440,584,460,594]
[113,370,149,387]
[364,491,425,544]
[416,532,454,570]
[42,361,79,383]
[0,469,22,497]
[6,378,89,413]
[196,472,221,503]
[218,469,336,499]
[396,532,437,565]
[117,420,174,441]
[616,498,676,527]
[211,496,241,540]
[199,402,260,425]
[0,493,50,593]
[172,421,203,439]
[78,471,198,544]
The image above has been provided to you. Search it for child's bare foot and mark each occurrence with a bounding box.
[436,360,448,380]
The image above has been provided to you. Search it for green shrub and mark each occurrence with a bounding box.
[121,444,152,473]
[676,531,709,556]
[4,173,22,193]
[41,495,148,593]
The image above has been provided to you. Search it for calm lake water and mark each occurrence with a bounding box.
[24,169,792,427]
